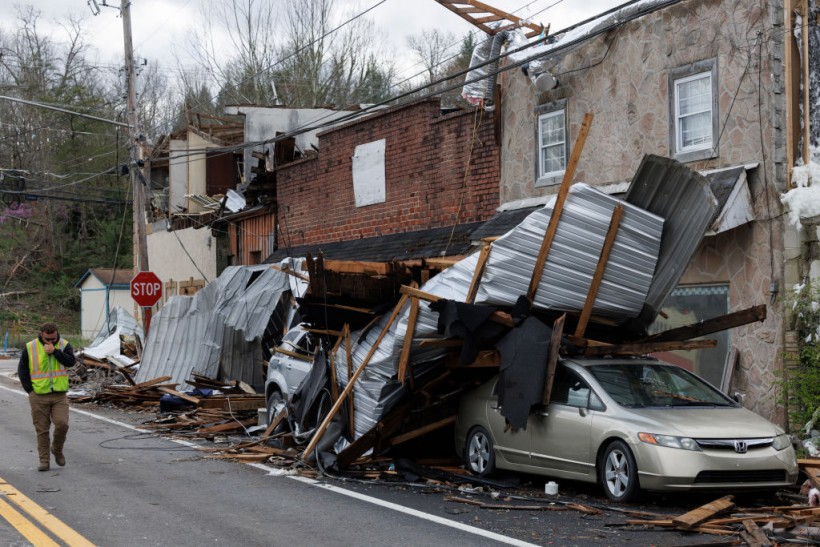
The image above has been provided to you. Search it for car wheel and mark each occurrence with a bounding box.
[464,426,495,476]
[266,389,284,424]
[599,440,640,502]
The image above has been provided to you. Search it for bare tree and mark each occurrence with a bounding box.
[401,31,477,108]
[183,0,280,106]
[407,28,457,86]
[182,0,395,109]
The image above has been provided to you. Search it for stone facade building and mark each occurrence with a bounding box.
[493,0,810,424]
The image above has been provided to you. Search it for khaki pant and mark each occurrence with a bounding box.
[28,391,69,465]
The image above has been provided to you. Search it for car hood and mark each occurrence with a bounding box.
[617,406,783,438]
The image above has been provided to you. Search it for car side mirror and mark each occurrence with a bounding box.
[732,392,746,405]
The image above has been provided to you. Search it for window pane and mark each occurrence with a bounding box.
[678,76,711,116]
[542,144,565,174]
[680,111,712,147]
[539,109,566,176]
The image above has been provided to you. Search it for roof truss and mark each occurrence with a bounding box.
[433,0,547,37]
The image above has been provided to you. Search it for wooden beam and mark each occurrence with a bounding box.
[527,113,594,303]
[261,407,288,438]
[398,297,420,386]
[584,339,717,356]
[387,415,458,447]
[399,285,514,327]
[268,264,310,282]
[671,496,735,529]
[157,387,200,405]
[319,259,393,276]
[575,204,623,337]
[435,0,546,37]
[543,314,565,405]
[273,347,314,362]
[302,295,409,460]
[466,242,492,304]
[425,256,466,269]
[128,376,173,390]
[344,324,355,435]
[802,0,811,167]
[741,519,772,547]
[639,305,767,343]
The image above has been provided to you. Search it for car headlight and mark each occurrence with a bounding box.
[638,432,702,451]
[772,433,792,451]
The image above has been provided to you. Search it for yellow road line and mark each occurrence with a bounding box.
[0,497,59,547]
[0,477,94,547]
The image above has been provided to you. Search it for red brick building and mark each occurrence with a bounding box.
[222,98,500,266]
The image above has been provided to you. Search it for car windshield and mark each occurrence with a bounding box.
[588,363,737,408]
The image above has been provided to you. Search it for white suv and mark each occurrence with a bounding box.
[265,326,315,422]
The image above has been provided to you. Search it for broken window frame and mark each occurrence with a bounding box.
[649,283,730,388]
[534,99,568,187]
[669,58,719,163]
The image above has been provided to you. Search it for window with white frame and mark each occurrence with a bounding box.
[669,59,718,163]
[535,101,567,185]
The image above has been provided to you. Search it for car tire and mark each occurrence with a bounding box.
[464,426,495,477]
[599,440,640,502]
[266,389,284,424]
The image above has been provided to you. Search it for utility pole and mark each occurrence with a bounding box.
[120,0,151,334]
[121,0,151,331]
[121,0,149,275]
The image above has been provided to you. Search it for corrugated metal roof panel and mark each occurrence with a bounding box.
[136,265,291,390]
[476,183,664,318]
[624,155,718,326]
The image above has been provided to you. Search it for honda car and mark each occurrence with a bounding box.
[454,358,798,502]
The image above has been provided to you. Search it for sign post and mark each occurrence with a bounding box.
[130,271,162,334]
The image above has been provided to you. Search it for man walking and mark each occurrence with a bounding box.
[18,322,76,471]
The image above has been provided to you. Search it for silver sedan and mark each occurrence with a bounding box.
[454,358,798,502]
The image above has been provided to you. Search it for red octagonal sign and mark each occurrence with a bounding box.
[131,271,163,307]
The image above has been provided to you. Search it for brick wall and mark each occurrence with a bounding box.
[276,99,500,247]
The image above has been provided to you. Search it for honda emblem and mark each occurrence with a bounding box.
[733,441,748,454]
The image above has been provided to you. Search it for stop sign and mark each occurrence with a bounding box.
[131,271,163,307]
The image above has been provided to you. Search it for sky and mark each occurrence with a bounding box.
[0,0,627,83]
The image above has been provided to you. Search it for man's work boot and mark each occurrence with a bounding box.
[52,449,65,467]
[37,462,49,472]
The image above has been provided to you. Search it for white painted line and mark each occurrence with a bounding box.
[0,382,536,546]
[288,475,540,547]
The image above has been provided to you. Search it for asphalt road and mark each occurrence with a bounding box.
[0,356,786,546]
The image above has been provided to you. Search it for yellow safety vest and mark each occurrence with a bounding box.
[27,338,70,394]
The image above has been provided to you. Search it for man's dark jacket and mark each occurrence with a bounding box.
[17,335,77,394]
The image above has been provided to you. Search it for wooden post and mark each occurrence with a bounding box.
[344,324,354,435]
[301,295,410,460]
[397,297,420,386]
[543,314,565,406]
[466,242,492,304]
[527,112,593,304]
[574,203,623,338]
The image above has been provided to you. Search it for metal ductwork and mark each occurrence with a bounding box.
[483,31,510,112]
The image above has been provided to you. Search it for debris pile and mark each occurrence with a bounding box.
[622,491,820,543]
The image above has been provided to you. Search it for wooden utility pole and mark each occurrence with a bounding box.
[121,0,150,331]
[121,0,149,277]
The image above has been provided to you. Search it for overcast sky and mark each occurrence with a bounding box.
[1,0,626,82]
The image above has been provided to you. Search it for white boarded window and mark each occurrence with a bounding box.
[352,139,386,207]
